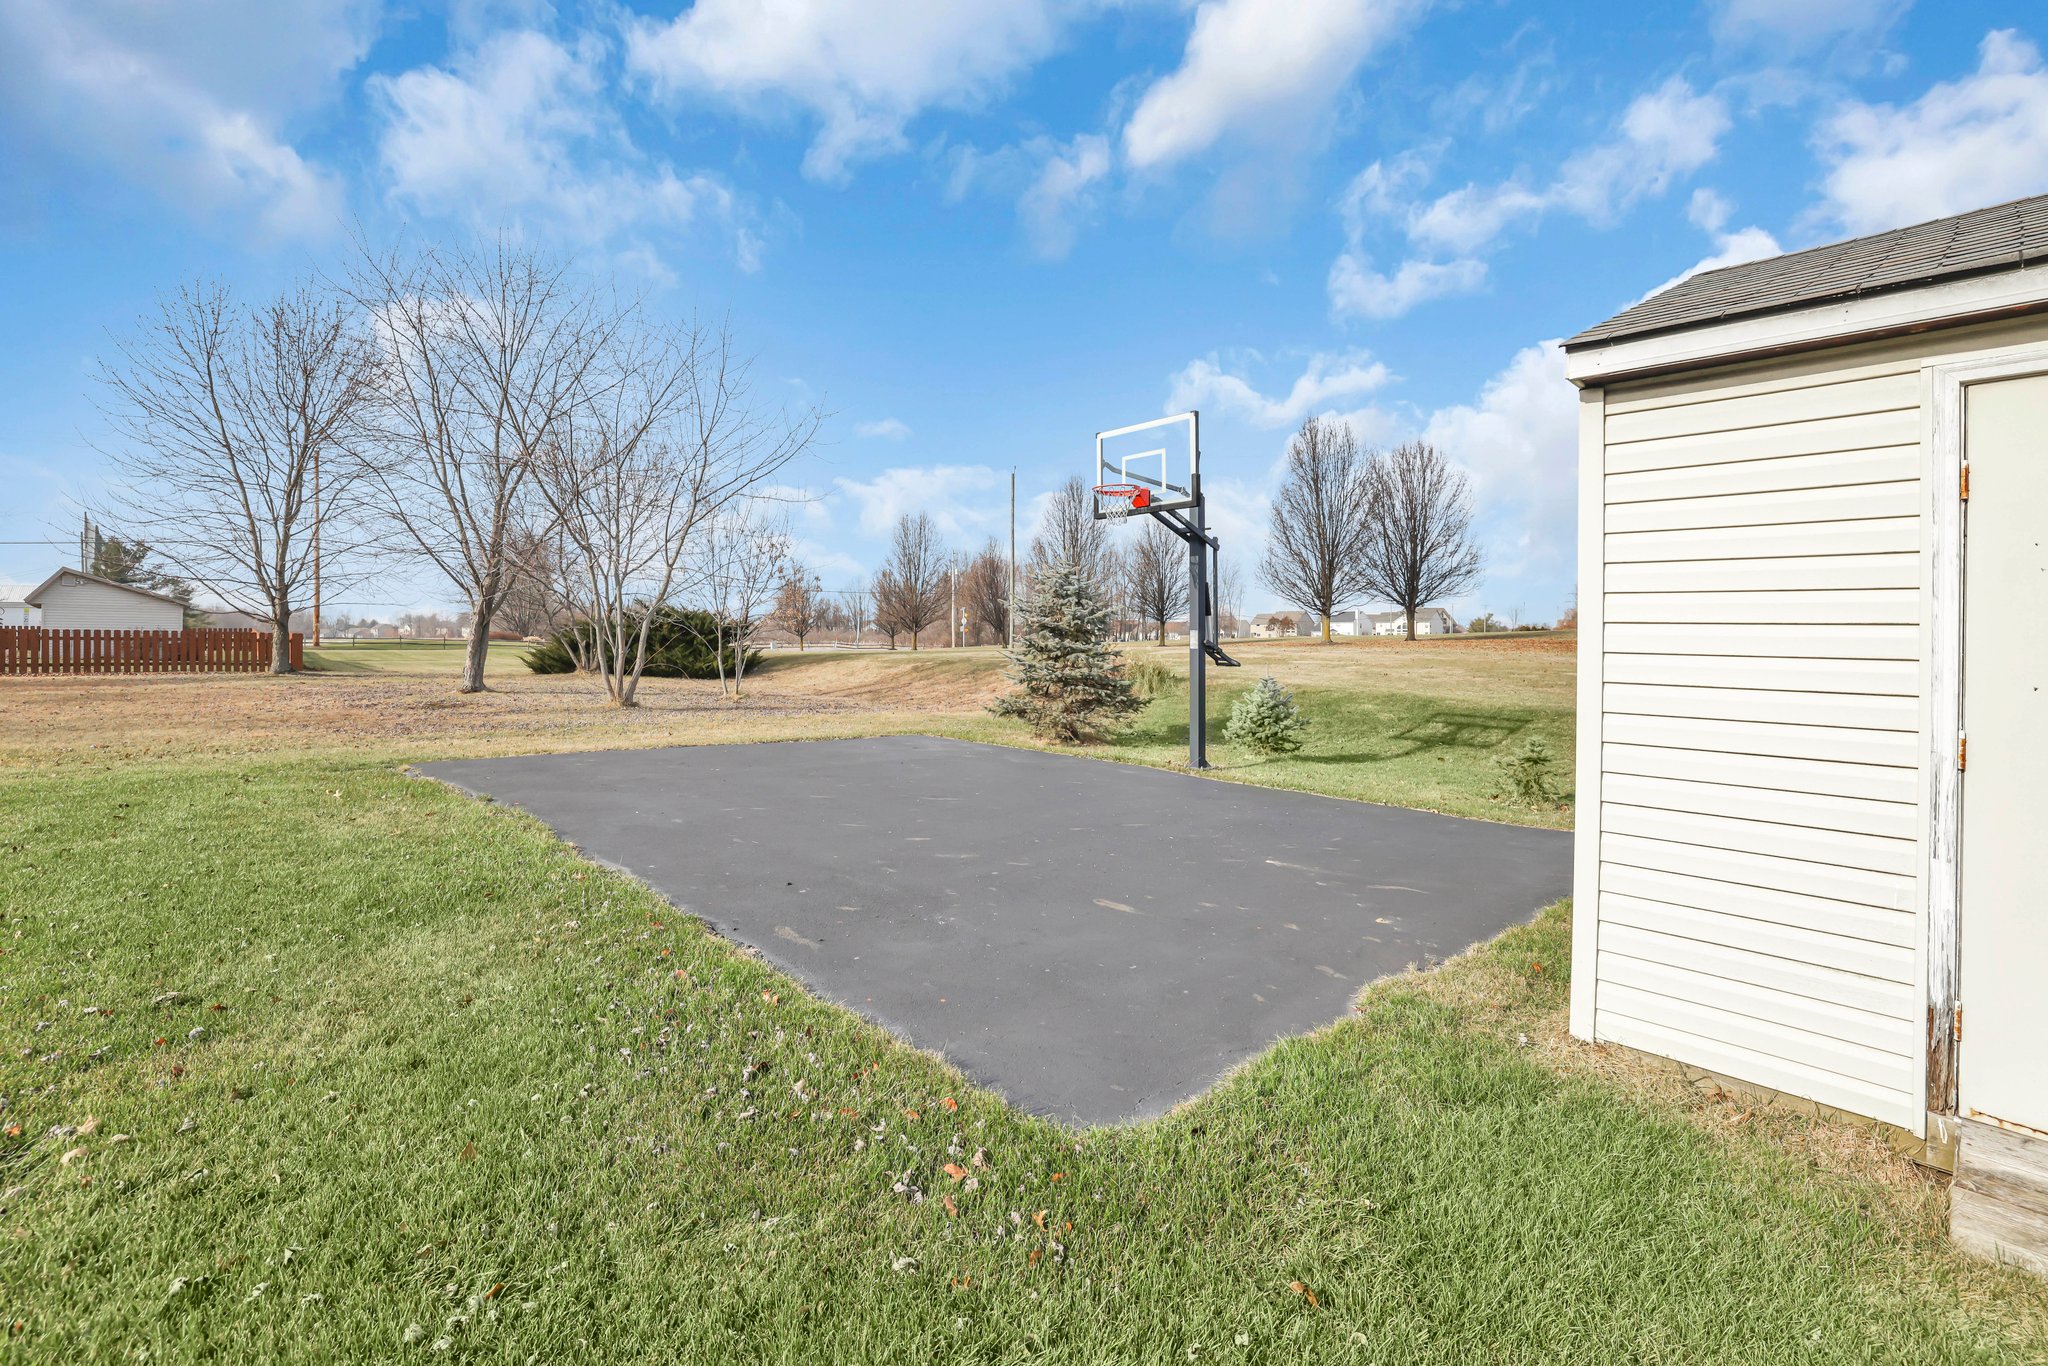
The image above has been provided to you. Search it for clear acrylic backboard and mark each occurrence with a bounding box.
[1095,412,1198,520]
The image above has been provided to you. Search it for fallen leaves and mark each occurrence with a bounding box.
[1288,1280,1320,1308]
[1031,1210,1047,1230]
[942,1194,958,1218]
[940,1097,958,1113]
[941,1163,968,1183]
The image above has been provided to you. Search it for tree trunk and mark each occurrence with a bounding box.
[1321,614,1332,644]
[1404,608,1416,642]
[461,615,491,693]
[271,604,294,675]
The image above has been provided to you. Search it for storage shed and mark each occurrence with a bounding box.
[1564,193,2048,1271]
[25,568,187,629]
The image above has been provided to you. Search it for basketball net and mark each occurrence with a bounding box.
[1095,483,1149,524]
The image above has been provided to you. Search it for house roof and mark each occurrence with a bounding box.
[25,567,189,609]
[1566,192,2048,349]
[0,583,32,603]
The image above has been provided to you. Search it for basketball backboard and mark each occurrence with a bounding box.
[1096,411,1198,520]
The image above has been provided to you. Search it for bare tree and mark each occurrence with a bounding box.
[349,238,622,693]
[868,569,905,648]
[538,322,818,705]
[696,504,791,696]
[1259,415,1376,644]
[496,524,573,640]
[94,280,378,672]
[774,566,826,649]
[878,512,948,650]
[1358,440,1483,641]
[1216,555,1245,638]
[957,538,1010,645]
[1027,475,1112,589]
[1124,519,1189,645]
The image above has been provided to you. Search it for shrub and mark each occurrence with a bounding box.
[1224,675,1310,755]
[1492,736,1560,804]
[990,561,1143,743]
[524,605,756,679]
[1124,656,1177,700]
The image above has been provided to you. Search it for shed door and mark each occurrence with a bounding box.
[1959,373,2048,1133]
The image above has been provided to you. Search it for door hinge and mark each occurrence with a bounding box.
[1954,1005,1964,1043]
[1959,733,1967,772]
[1961,463,1970,500]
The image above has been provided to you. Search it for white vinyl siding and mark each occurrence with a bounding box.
[34,578,184,631]
[1584,328,1956,1133]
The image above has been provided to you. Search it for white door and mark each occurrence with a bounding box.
[1959,373,2048,1133]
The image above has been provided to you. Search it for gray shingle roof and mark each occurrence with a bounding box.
[1566,193,2048,349]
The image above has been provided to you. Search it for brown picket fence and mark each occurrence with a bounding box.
[0,627,302,675]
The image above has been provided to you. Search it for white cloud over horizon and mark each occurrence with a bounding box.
[1122,0,1424,172]
[1327,75,1730,320]
[625,0,1078,182]
[0,0,373,238]
[1812,28,2048,235]
[1167,350,1394,427]
[372,29,761,270]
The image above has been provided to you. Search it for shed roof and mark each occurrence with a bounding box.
[1566,193,2048,349]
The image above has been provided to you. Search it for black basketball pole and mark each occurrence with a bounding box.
[1187,496,1208,770]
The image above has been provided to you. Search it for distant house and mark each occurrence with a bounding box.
[0,583,34,627]
[1250,612,1304,638]
[24,569,185,630]
[1367,607,1458,636]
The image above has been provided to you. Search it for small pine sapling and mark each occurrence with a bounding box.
[1491,736,1559,805]
[1224,675,1310,755]
[990,560,1144,743]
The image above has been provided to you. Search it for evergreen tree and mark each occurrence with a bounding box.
[1224,675,1310,755]
[991,560,1143,742]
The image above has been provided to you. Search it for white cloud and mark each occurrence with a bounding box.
[832,464,1007,541]
[0,0,369,236]
[625,0,1076,181]
[1813,29,2048,236]
[1167,351,1393,428]
[1159,341,1579,617]
[1327,253,1486,319]
[1711,0,1909,52]
[1399,76,1730,259]
[1418,341,1576,590]
[1018,134,1111,259]
[1325,76,1728,320]
[1122,0,1423,171]
[1637,223,1782,305]
[856,418,912,440]
[372,30,759,268]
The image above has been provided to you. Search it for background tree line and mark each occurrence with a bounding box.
[1259,415,1481,642]
[90,237,820,701]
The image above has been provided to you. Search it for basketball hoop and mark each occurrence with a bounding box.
[1094,482,1150,524]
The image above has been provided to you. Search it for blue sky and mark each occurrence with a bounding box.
[4,0,2046,623]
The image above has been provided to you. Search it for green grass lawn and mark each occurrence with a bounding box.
[5,756,2045,1361]
[303,640,533,677]
[759,639,1578,829]
[1104,674,1571,828]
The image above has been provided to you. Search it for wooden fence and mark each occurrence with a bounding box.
[0,627,303,675]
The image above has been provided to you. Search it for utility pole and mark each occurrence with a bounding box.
[949,569,957,648]
[1007,468,1016,649]
[311,447,322,648]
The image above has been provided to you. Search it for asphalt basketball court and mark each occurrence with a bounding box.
[420,735,1572,1125]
